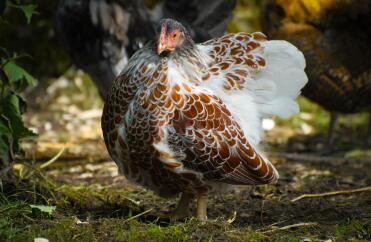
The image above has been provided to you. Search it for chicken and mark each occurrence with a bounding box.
[55,0,236,99]
[262,0,371,150]
[101,19,307,220]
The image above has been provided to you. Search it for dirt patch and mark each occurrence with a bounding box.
[10,152,366,241]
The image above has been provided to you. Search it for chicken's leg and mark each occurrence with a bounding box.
[324,112,338,153]
[172,192,193,219]
[196,193,208,220]
[366,113,371,146]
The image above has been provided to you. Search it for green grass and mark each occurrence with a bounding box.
[273,235,302,242]
[274,96,331,134]
[3,194,366,242]
[1,161,370,242]
[0,207,269,242]
[275,96,370,135]
[336,219,370,240]
[0,217,21,241]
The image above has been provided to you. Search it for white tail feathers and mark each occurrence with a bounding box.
[254,40,307,118]
[197,37,307,146]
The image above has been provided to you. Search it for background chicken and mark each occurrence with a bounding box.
[261,0,371,151]
[55,0,237,99]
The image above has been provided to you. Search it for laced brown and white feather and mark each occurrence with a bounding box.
[102,19,307,198]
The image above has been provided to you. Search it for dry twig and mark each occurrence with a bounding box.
[123,208,153,223]
[261,222,318,234]
[272,152,371,163]
[226,211,237,224]
[290,186,371,203]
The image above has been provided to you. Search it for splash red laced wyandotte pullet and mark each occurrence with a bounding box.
[262,0,371,150]
[102,19,307,220]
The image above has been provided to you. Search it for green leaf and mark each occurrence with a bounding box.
[30,205,56,216]
[3,61,35,85]
[4,94,21,116]
[0,120,11,165]
[0,68,8,85]
[2,94,36,153]
[19,4,38,24]
[3,61,23,83]
[0,120,11,135]
[7,3,38,24]
[22,69,34,85]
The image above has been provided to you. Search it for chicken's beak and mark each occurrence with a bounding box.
[157,26,167,55]
[157,42,166,55]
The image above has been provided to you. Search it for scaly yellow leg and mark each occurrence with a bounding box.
[196,193,208,220]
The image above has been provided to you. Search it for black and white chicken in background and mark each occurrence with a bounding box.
[55,0,237,99]
[262,0,371,151]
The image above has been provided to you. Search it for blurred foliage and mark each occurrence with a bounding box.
[0,0,70,82]
[0,0,367,161]
[228,0,266,33]
[0,0,263,84]
[0,0,37,177]
[144,0,163,9]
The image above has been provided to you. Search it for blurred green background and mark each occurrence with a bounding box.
[1,0,368,156]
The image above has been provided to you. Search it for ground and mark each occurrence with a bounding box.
[1,71,370,241]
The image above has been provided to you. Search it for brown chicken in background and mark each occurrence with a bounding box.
[55,0,236,99]
[262,0,371,151]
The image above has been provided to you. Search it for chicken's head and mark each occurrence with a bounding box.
[156,18,189,55]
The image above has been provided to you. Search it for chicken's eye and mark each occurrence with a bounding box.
[172,33,178,40]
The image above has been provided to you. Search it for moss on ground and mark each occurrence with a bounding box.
[1,210,369,241]
[1,165,370,242]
